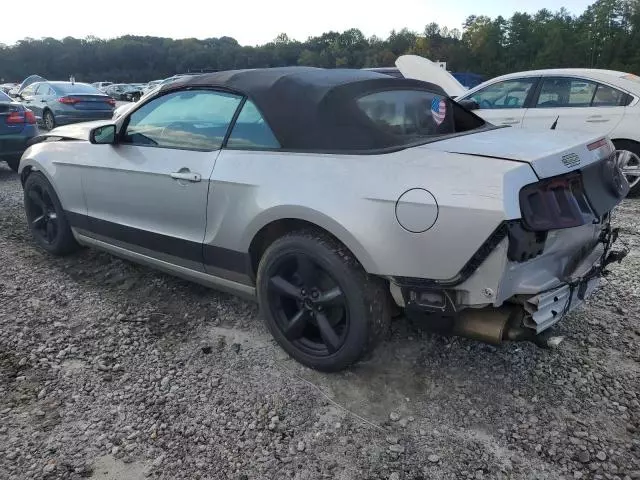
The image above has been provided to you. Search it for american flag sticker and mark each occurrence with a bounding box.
[431,97,447,125]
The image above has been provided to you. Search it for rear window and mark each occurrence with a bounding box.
[52,83,102,95]
[356,89,484,140]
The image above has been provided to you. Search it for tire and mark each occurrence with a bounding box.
[43,110,56,131]
[613,140,640,197]
[256,229,390,372]
[6,158,19,172]
[23,172,79,256]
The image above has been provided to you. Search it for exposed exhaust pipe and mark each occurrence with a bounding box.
[403,301,565,348]
[452,307,514,344]
[452,306,564,348]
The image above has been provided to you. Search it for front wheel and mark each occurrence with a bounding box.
[24,172,79,256]
[256,230,390,372]
[613,140,640,197]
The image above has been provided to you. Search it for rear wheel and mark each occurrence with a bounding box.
[24,172,78,255]
[256,229,390,372]
[613,140,640,197]
[43,110,55,131]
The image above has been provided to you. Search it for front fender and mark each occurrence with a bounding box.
[18,142,87,217]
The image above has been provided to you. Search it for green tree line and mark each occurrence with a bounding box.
[1,0,639,83]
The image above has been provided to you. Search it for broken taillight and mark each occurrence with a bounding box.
[519,173,594,232]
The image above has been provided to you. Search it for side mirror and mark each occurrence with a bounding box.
[89,124,117,144]
[458,99,479,111]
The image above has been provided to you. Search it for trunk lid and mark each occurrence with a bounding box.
[395,55,467,98]
[61,95,113,111]
[420,127,611,179]
[0,102,25,135]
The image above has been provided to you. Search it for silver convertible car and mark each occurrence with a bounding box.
[18,68,628,371]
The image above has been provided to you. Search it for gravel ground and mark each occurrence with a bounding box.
[0,163,639,480]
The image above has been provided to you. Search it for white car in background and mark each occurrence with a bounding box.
[397,56,640,195]
[456,69,640,195]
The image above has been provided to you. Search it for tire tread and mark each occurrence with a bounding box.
[257,227,390,371]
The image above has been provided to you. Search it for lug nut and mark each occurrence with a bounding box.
[312,291,319,299]
[301,288,307,296]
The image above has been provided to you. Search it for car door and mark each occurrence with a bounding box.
[522,76,628,133]
[36,84,56,118]
[81,88,244,272]
[459,77,540,127]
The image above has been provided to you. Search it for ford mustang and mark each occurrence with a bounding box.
[17,67,629,371]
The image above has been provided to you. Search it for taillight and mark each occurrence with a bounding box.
[24,109,36,124]
[58,96,79,105]
[106,97,116,107]
[5,111,25,124]
[519,173,594,232]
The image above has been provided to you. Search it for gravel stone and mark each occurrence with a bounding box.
[428,454,440,463]
[388,444,405,454]
[389,412,401,422]
[578,451,591,463]
[596,451,607,462]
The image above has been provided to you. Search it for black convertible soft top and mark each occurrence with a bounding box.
[161,67,452,151]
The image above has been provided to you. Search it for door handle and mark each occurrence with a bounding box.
[170,171,201,182]
[586,117,610,123]
[501,118,520,125]
[40,99,47,103]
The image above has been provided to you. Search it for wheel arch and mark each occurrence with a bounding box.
[246,206,378,280]
[611,138,640,150]
[19,157,67,209]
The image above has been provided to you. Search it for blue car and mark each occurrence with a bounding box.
[0,90,38,172]
[19,81,115,130]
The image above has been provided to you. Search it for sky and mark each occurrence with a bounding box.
[1,0,596,47]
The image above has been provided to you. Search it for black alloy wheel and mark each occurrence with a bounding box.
[26,182,58,245]
[23,172,79,255]
[267,253,349,356]
[257,230,391,371]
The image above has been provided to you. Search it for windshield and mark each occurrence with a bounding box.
[0,91,11,102]
[356,89,485,141]
[51,83,103,95]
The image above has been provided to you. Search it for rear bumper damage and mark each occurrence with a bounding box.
[392,222,627,344]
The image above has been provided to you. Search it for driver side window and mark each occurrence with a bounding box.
[123,89,242,151]
[469,78,537,109]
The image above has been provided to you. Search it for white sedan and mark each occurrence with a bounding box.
[396,57,640,195]
[457,69,640,195]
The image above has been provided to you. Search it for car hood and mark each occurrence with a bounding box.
[395,55,467,98]
[420,127,612,179]
[40,120,113,141]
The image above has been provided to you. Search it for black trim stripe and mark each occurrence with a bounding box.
[65,211,248,275]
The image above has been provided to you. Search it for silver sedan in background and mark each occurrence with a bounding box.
[18,81,115,130]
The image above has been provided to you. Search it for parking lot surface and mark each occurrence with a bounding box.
[0,164,639,479]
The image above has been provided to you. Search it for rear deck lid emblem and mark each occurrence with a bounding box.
[562,153,580,168]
